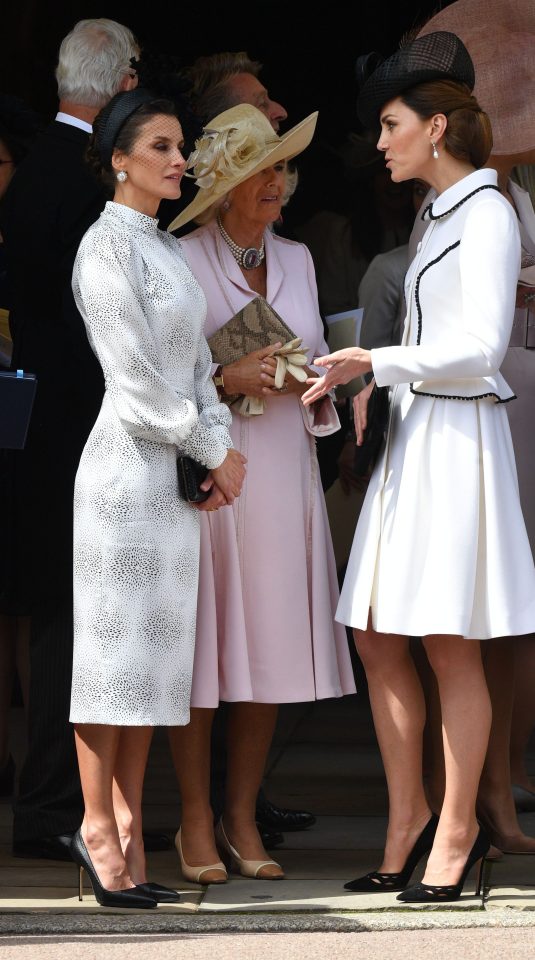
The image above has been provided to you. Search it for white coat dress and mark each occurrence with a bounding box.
[338,169,535,640]
[70,202,232,726]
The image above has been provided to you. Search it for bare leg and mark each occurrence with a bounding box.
[510,634,535,791]
[74,724,133,891]
[354,620,431,872]
[422,635,491,885]
[477,638,535,850]
[112,726,153,884]
[224,701,282,878]
[411,638,445,811]
[168,708,225,882]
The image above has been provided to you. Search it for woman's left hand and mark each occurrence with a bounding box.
[301,349,372,406]
[263,366,314,398]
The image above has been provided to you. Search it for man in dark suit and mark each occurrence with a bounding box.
[0,18,139,860]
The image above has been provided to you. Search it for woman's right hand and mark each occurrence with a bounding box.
[195,475,228,512]
[222,344,282,398]
[301,348,372,406]
[210,448,247,504]
[353,379,375,446]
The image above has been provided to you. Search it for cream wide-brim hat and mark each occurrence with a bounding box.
[168,104,318,232]
[418,0,535,156]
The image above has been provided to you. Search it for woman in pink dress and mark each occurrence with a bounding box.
[166,105,356,883]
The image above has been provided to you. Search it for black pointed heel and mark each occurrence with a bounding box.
[344,813,439,892]
[71,829,157,908]
[396,827,491,903]
[476,854,494,901]
[137,881,180,903]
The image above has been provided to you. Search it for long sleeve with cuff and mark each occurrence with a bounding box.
[73,207,232,468]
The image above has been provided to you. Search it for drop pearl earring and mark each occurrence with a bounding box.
[432,142,439,160]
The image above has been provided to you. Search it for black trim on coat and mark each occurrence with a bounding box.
[409,239,515,404]
[421,183,500,221]
[410,385,517,403]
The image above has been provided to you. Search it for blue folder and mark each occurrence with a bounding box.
[0,370,37,449]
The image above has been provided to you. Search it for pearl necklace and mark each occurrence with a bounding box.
[217,215,265,269]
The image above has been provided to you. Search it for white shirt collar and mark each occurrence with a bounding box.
[425,168,498,220]
[55,112,93,134]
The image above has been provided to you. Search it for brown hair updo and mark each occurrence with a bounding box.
[401,80,493,168]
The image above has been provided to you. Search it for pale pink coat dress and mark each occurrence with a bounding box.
[180,220,356,705]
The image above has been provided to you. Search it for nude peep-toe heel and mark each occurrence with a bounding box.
[215,819,285,879]
[175,827,227,885]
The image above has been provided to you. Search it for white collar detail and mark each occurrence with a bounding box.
[55,112,93,134]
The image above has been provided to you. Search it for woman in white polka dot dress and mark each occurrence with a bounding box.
[69,90,244,907]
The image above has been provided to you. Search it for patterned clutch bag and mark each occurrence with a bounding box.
[208,296,298,405]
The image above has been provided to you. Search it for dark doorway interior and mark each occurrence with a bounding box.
[3,3,456,139]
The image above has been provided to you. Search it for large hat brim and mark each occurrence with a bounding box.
[168,111,318,232]
[417,0,535,155]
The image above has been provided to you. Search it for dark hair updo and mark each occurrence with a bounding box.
[401,80,493,169]
[87,94,179,190]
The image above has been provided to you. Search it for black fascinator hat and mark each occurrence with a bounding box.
[96,88,155,167]
[357,31,475,128]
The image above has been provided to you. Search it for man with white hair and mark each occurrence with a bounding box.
[0,19,144,861]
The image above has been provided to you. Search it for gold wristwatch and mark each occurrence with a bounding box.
[213,365,225,393]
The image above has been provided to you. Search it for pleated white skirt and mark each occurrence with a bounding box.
[337,383,535,640]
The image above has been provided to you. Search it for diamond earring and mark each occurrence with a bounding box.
[221,198,230,211]
[116,170,128,182]
[431,141,439,160]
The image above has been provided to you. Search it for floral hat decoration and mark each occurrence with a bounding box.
[167,104,318,232]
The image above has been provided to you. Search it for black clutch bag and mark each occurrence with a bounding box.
[176,455,210,503]
[353,384,390,476]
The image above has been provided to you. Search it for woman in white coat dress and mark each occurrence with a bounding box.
[69,91,244,908]
[414,0,535,851]
[303,33,535,903]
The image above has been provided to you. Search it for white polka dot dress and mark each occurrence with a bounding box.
[70,202,232,726]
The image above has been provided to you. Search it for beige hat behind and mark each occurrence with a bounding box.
[168,104,318,232]
[418,0,535,156]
